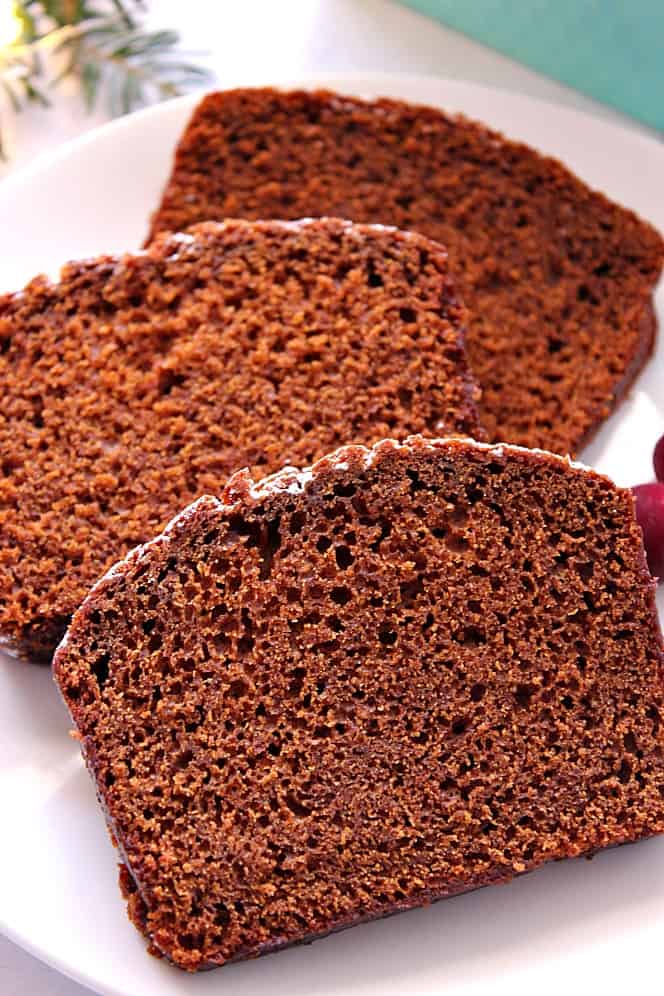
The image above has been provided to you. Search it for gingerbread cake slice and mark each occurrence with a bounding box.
[147,87,664,454]
[0,218,481,661]
[54,435,664,972]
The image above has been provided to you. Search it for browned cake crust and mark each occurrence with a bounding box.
[147,88,664,453]
[0,218,481,661]
[54,435,664,972]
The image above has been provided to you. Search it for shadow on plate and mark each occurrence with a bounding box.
[37,762,664,995]
[0,649,74,771]
[216,835,664,995]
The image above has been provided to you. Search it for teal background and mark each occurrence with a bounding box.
[400,0,664,132]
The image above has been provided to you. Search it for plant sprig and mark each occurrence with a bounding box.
[0,0,212,159]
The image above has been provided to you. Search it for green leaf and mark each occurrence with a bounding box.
[1,1,210,162]
[14,5,38,44]
[1,76,22,113]
[54,21,120,50]
[22,77,50,107]
[41,0,88,27]
[80,59,100,110]
[151,61,212,78]
[109,0,137,30]
[110,28,180,58]
[119,64,140,113]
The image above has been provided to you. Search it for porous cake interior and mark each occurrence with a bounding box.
[0,219,480,659]
[56,439,664,970]
[147,88,664,453]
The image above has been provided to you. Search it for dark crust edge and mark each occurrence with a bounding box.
[116,830,659,973]
[0,615,70,665]
[573,298,658,454]
[52,434,664,971]
[0,217,483,663]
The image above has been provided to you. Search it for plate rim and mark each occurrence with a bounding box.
[2,68,664,996]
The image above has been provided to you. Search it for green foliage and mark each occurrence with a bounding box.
[0,0,211,158]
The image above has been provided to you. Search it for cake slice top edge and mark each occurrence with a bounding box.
[153,86,664,277]
[52,432,657,669]
[0,216,460,305]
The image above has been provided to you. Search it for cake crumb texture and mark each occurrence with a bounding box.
[0,219,481,659]
[147,87,664,453]
[54,435,664,971]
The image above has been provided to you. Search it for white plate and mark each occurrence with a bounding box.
[1,72,664,996]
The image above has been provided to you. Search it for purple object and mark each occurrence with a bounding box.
[632,482,664,579]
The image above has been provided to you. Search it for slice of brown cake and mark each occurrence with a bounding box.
[54,435,664,972]
[146,87,664,454]
[0,218,481,661]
